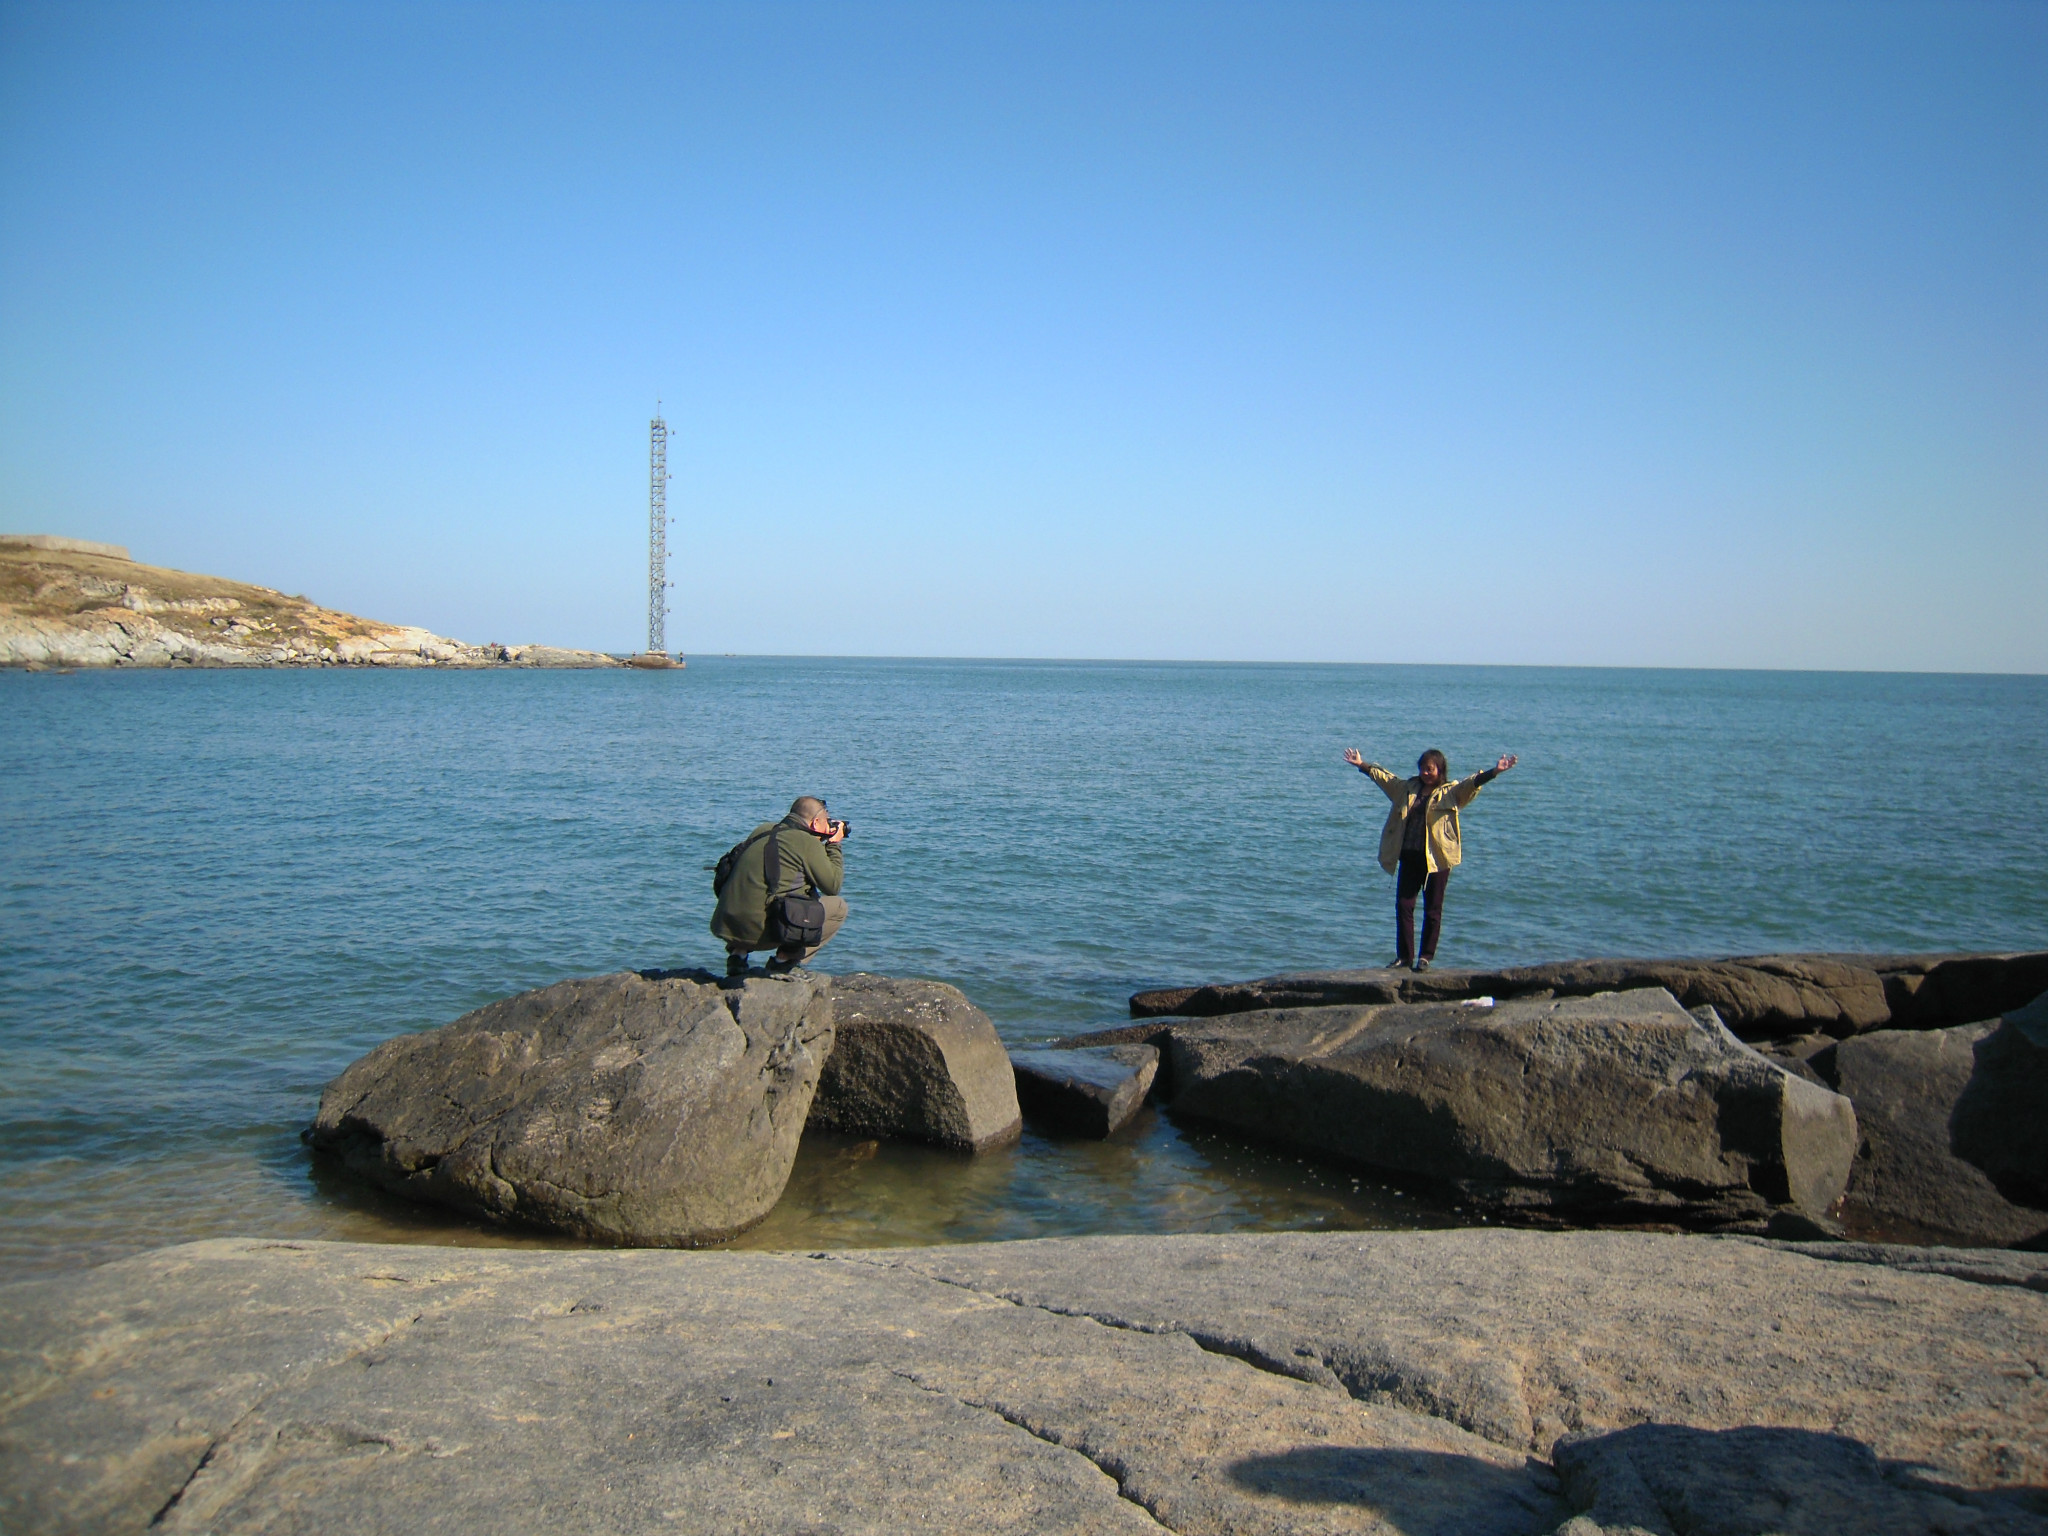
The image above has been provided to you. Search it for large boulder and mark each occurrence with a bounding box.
[305,969,833,1245]
[1954,992,2048,1209]
[1815,1005,2048,1249]
[1012,1044,1159,1137]
[1167,989,1856,1228]
[806,975,1022,1151]
[1130,950,2048,1041]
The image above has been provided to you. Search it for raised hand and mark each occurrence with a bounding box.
[1496,754,1519,773]
[1343,747,1365,768]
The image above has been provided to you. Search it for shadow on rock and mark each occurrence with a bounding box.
[1227,1445,1564,1534]
[1553,1423,2047,1535]
[1952,1003,2048,1214]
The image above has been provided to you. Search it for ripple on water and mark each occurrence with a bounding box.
[2,660,2042,1277]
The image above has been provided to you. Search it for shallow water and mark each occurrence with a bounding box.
[3,659,2043,1277]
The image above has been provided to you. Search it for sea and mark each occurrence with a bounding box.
[4,658,2044,1279]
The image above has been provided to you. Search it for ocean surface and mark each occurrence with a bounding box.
[4,658,2045,1279]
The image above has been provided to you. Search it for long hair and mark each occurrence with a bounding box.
[1416,749,1448,779]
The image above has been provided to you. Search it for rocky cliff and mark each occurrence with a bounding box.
[0,536,620,668]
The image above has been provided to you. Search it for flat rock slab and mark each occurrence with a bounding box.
[1130,951,2048,1041]
[1012,1044,1159,1137]
[5,1232,2043,1536]
[806,974,1022,1151]
[1168,989,1856,1228]
[1815,1013,2048,1249]
[305,970,833,1245]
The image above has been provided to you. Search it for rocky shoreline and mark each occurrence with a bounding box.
[6,950,2047,1532]
[0,536,623,668]
[5,1231,2043,1533]
[301,950,2048,1253]
[1090,951,2048,1250]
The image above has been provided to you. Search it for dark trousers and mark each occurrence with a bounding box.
[1395,850,1448,964]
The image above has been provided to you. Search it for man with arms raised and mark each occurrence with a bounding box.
[711,796,849,976]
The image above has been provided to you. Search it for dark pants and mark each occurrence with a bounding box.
[1395,850,1448,964]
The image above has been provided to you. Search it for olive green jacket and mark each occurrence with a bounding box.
[710,815,845,946]
[1360,764,1496,875]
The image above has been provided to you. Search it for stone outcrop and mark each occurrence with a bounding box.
[1167,989,1857,1229]
[1813,1004,2048,1249]
[805,975,1022,1151]
[1131,950,2048,1041]
[305,969,833,1245]
[0,543,621,667]
[1012,1044,1159,1137]
[5,1231,2042,1535]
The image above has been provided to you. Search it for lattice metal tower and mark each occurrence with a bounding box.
[647,412,669,655]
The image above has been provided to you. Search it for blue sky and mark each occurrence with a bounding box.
[2,2,2041,668]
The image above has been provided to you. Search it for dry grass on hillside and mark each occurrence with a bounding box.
[0,546,398,651]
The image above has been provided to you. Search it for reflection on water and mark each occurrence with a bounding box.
[0,1103,1476,1279]
[732,1109,1477,1251]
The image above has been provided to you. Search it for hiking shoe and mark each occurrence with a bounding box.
[727,953,750,978]
[764,955,803,976]
[1385,959,1408,969]
[1412,959,1432,973]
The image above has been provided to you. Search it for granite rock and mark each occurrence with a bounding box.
[1816,1012,2048,1249]
[1954,991,2048,1210]
[806,974,1022,1151]
[1130,950,2048,1041]
[1011,1044,1159,1137]
[5,1230,2041,1535]
[305,969,833,1244]
[1167,988,1857,1227]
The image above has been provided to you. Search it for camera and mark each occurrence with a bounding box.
[831,818,853,838]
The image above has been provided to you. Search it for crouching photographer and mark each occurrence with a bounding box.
[710,795,849,976]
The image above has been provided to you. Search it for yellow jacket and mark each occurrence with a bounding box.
[1361,764,1494,875]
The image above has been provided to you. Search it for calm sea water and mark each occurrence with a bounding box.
[3,659,2044,1277]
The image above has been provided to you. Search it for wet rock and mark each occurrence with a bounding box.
[1130,950,2048,1041]
[1816,1010,2048,1249]
[1167,988,1856,1228]
[305,969,833,1245]
[806,975,1022,1151]
[1012,1044,1159,1137]
[11,1229,2034,1536]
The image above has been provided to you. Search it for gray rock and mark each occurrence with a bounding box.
[806,974,1022,1151]
[1817,1017,2048,1249]
[1954,991,2048,1210]
[1553,1423,2046,1536]
[1012,1044,1159,1137]
[1167,988,1857,1227]
[7,1230,2041,1535]
[1130,950,2048,1041]
[877,1229,2048,1497]
[305,969,833,1245]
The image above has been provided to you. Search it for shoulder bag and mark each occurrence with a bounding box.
[763,829,827,949]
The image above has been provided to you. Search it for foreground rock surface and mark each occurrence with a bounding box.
[1169,989,1856,1229]
[1131,950,2048,1041]
[0,541,620,667]
[806,974,1023,1151]
[1012,1043,1159,1137]
[1817,1009,2048,1249]
[306,970,833,1244]
[4,1231,2042,1535]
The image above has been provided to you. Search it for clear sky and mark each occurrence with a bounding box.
[2,2,2041,668]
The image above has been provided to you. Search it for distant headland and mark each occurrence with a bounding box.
[0,535,625,669]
